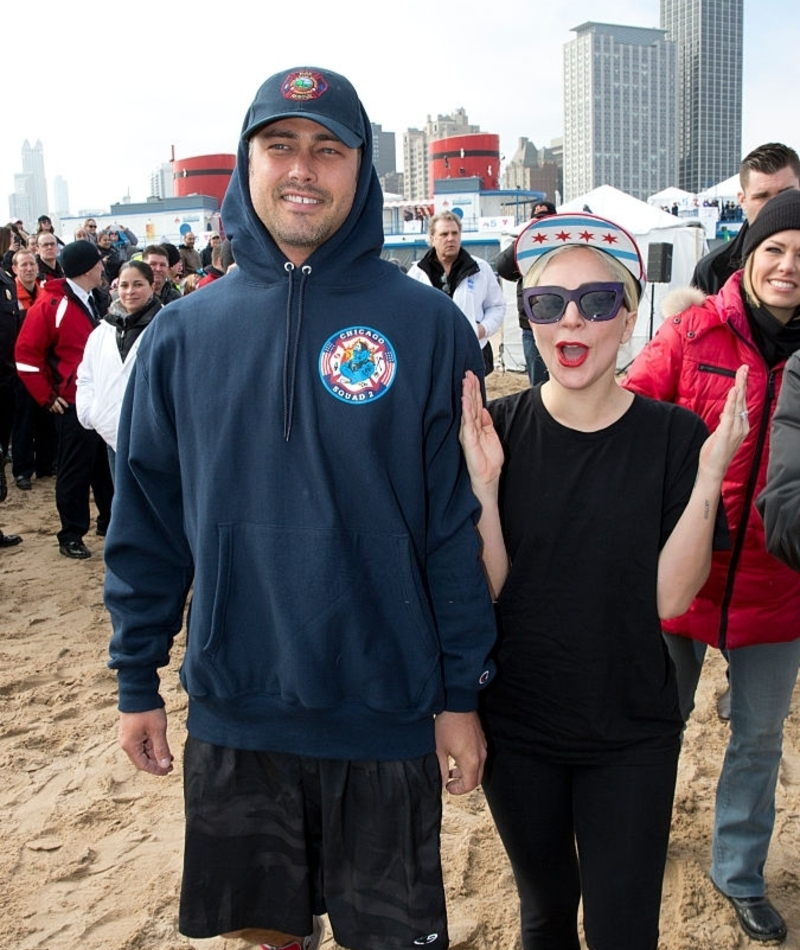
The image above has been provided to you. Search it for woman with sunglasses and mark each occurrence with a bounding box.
[460,212,749,950]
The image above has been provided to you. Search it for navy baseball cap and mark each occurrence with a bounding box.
[241,67,366,148]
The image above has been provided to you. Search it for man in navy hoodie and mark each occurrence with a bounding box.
[105,67,496,950]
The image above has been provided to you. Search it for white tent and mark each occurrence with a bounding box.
[498,185,708,371]
[647,186,695,208]
[698,174,740,202]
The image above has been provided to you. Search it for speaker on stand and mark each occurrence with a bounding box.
[646,243,673,341]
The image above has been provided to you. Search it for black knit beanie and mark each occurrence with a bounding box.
[743,190,800,259]
[61,239,102,278]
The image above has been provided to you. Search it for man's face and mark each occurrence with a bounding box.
[13,252,38,289]
[739,166,800,223]
[144,253,170,290]
[184,232,195,248]
[37,235,59,265]
[85,260,105,290]
[430,219,462,266]
[248,116,360,266]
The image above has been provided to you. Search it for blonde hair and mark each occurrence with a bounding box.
[523,245,639,313]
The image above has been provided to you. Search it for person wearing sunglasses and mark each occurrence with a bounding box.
[459,212,749,950]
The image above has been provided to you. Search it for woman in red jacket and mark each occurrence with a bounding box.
[624,189,800,944]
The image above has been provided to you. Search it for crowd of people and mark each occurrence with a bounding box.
[0,218,229,554]
[3,67,800,950]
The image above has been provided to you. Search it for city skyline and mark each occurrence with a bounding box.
[4,0,796,215]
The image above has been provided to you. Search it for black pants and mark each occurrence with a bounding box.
[53,405,113,543]
[483,741,679,950]
[11,378,57,478]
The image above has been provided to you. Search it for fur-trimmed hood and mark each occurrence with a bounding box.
[660,285,708,320]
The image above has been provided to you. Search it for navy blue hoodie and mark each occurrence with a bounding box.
[105,88,496,760]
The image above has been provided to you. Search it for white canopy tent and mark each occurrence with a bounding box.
[498,185,708,372]
[647,186,695,210]
[698,174,741,202]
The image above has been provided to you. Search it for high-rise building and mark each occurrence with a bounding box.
[563,22,676,202]
[371,123,396,179]
[53,176,70,217]
[9,175,33,229]
[21,139,48,219]
[150,162,174,200]
[661,0,743,193]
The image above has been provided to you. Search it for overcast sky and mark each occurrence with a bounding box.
[5,0,799,217]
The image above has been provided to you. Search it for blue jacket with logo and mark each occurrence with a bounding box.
[105,92,495,760]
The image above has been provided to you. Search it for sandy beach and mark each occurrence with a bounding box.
[2,367,799,950]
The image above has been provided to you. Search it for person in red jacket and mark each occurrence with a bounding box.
[624,189,800,944]
[15,240,113,558]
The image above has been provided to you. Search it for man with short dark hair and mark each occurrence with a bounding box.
[15,240,113,557]
[197,244,225,286]
[142,245,181,305]
[105,66,495,950]
[179,231,202,276]
[35,232,64,283]
[692,143,800,293]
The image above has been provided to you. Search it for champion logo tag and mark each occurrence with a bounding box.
[413,934,439,946]
[318,326,397,404]
[282,70,329,101]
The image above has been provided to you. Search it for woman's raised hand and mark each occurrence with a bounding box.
[459,370,504,489]
[699,364,750,481]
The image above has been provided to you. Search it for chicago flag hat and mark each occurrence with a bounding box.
[514,212,646,297]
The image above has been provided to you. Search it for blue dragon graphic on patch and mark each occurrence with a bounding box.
[319,326,397,403]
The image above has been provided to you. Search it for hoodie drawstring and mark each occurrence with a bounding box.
[282,262,312,441]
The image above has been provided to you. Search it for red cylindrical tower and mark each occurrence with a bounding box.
[429,134,500,190]
[173,154,236,205]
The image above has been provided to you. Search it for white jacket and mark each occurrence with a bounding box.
[407,256,506,349]
[76,321,149,451]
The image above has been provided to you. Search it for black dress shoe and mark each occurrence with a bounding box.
[59,539,91,559]
[724,894,787,943]
[0,533,22,548]
[15,475,32,491]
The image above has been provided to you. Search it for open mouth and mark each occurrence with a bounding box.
[556,342,589,367]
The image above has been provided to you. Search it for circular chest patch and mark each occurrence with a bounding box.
[319,326,397,403]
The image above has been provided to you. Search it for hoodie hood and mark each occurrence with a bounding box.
[221,66,385,282]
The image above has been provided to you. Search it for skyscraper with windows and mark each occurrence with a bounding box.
[661,0,743,192]
[21,139,48,219]
[563,23,676,202]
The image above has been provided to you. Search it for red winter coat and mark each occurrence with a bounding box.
[623,270,800,650]
[15,279,97,408]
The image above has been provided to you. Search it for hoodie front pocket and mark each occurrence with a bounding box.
[189,523,442,712]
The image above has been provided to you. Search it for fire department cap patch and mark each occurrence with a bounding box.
[282,70,328,101]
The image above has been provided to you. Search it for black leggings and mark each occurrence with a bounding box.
[483,742,679,950]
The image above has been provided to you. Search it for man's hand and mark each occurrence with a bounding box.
[119,708,174,776]
[48,396,68,415]
[435,710,487,795]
